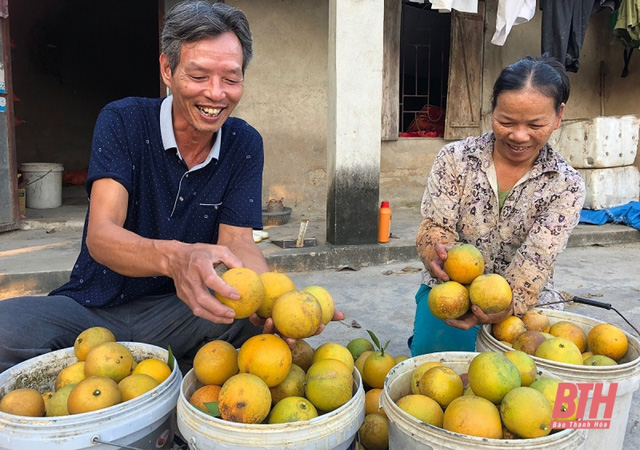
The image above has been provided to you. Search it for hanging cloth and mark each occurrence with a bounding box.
[613,0,640,77]
[491,0,537,46]
[429,0,478,14]
[540,0,598,73]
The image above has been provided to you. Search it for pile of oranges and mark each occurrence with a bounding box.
[428,243,513,320]
[492,309,630,366]
[394,350,575,440]
[0,327,172,418]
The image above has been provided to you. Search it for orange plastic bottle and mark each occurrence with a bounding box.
[378,201,392,243]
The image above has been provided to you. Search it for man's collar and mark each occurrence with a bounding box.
[160,95,221,164]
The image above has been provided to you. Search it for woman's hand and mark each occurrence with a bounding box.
[445,302,514,330]
[428,243,454,281]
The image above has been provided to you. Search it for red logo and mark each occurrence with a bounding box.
[551,382,617,429]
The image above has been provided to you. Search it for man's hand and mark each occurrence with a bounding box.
[168,243,244,324]
[250,309,346,347]
[445,302,514,330]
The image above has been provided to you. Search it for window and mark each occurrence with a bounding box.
[382,1,485,141]
[399,2,450,138]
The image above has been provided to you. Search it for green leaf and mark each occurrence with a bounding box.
[382,340,390,356]
[167,346,175,372]
[204,401,221,417]
[366,330,381,351]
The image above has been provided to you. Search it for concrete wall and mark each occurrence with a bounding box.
[227,0,329,213]
[228,0,639,214]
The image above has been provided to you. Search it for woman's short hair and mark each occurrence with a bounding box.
[491,55,570,113]
[161,1,253,74]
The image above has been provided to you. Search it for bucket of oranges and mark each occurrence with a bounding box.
[381,351,587,449]
[0,335,180,450]
[176,335,365,449]
[476,308,640,450]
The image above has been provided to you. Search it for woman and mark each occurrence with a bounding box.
[410,55,586,356]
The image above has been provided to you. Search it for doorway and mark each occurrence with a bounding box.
[9,0,161,179]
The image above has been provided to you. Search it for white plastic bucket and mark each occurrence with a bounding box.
[476,309,640,450]
[381,352,587,449]
[19,162,64,209]
[0,342,181,449]
[177,367,365,449]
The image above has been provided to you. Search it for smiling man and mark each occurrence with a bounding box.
[0,1,283,374]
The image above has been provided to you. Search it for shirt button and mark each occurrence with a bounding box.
[185,174,189,178]
[179,196,184,202]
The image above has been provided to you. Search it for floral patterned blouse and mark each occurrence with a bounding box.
[416,132,586,315]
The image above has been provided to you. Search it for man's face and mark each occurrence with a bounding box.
[160,32,244,135]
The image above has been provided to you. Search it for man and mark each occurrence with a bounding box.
[0,1,338,374]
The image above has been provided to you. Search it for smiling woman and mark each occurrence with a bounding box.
[410,55,586,357]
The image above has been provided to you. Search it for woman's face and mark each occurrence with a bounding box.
[491,87,564,167]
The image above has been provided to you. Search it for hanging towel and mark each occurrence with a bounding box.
[430,0,478,14]
[579,201,640,230]
[491,0,537,46]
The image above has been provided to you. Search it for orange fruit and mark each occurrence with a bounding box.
[418,365,464,408]
[512,330,547,355]
[218,373,272,424]
[305,359,353,412]
[443,243,485,284]
[521,310,551,333]
[365,388,385,417]
[469,274,512,314]
[269,364,306,405]
[467,352,521,404]
[238,334,292,387]
[189,384,222,411]
[358,413,389,450]
[74,327,116,361]
[55,361,86,391]
[443,396,502,439]
[362,351,396,389]
[584,354,618,366]
[410,361,444,394]
[46,384,75,417]
[347,338,374,360]
[588,323,629,361]
[84,342,134,383]
[355,350,374,378]
[504,350,537,387]
[214,267,265,319]
[118,373,159,402]
[0,388,45,417]
[500,387,552,438]
[41,391,55,411]
[193,340,238,386]
[535,337,583,365]
[256,272,296,318]
[492,315,527,344]
[290,339,314,372]
[301,285,335,325]
[549,321,588,353]
[312,342,355,372]
[131,358,172,384]
[67,376,122,414]
[396,394,443,427]
[268,396,318,423]
[427,281,470,320]
[530,378,578,421]
[271,290,322,339]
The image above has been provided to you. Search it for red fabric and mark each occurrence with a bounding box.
[403,104,446,138]
[62,168,88,186]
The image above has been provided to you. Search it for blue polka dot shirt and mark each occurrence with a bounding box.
[51,96,264,307]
